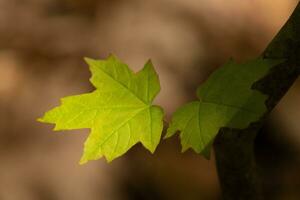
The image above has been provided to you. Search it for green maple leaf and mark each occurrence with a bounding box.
[38,55,164,163]
[165,58,281,158]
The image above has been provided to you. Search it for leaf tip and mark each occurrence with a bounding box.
[164,123,178,139]
[53,125,61,131]
[83,57,94,65]
[105,157,114,163]
[181,145,189,153]
[143,59,156,72]
[164,129,174,139]
[148,147,156,154]
[36,117,44,123]
[79,153,91,165]
[79,158,88,165]
[141,142,157,154]
[145,58,153,65]
[107,53,119,61]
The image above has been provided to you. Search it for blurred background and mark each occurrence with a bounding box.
[1,0,300,199]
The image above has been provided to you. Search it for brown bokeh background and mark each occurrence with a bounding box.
[1,0,300,199]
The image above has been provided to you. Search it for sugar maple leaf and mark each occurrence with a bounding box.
[166,58,282,158]
[38,55,164,163]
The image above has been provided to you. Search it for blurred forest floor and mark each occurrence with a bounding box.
[0,0,300,200]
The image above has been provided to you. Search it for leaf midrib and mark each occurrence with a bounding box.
[91,106,151,156]
[98,67,149,105]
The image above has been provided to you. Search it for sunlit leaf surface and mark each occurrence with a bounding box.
[39,55,164,163]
